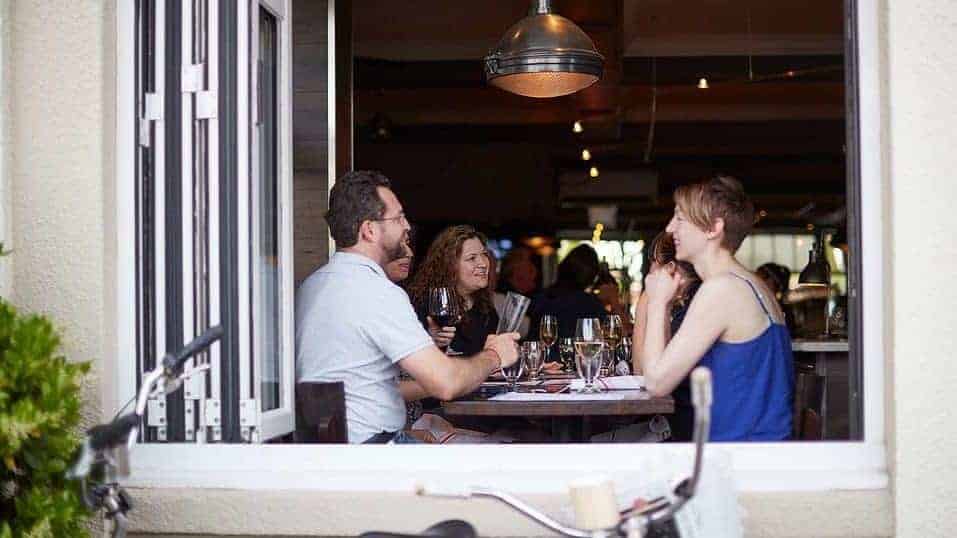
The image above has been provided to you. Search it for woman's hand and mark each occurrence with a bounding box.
[426,316,457,349]
[645,263,681,307]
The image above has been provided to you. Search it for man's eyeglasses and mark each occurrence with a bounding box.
[372,213,409,226]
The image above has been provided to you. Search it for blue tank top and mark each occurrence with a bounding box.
[697,274,794,441]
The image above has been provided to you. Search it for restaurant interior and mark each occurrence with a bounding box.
[293,0,859,443]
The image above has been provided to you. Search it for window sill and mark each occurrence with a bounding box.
[127,442,887,493]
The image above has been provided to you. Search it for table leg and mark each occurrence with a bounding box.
[551,417,576,443]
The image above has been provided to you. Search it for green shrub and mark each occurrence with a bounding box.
[0,299,91,537]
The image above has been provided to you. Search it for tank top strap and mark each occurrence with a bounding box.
[729,272,773,320]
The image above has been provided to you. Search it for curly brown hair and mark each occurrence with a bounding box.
[406,225,494,317]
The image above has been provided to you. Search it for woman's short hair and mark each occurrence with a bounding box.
[673,175,755,252]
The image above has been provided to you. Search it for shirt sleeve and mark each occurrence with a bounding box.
[361,284,434,364]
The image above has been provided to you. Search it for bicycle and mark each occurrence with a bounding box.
[361,367,714,538]
[67,326,224,538]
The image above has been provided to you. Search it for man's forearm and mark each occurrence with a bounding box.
[444,349,500,400]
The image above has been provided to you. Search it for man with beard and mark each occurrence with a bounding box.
[295,171,519,443]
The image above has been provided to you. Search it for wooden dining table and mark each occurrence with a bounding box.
[441,375,674,442]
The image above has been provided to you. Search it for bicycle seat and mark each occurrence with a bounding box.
[360,519,477,538]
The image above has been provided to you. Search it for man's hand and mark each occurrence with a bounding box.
[426,316,457,349]
[484,332,520,368]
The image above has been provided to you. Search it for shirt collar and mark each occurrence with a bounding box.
[331,251,387,279]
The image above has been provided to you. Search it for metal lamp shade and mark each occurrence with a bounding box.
[799,249,831,285]
[484,5,603,98]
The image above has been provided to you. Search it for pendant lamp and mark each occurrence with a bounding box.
[484,0,604,98]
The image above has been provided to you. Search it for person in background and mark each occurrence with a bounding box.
[593,262,634,334]
[527,244,606,340]
[756,262,791,305]
[382,238,424,427]
[384,239,414,285]
[632,231,702,441]
[497,245,539,296]
[638,175,794,441]
[406,225,499,356]
[295,171,519,444]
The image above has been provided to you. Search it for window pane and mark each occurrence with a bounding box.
[257,6,280,412]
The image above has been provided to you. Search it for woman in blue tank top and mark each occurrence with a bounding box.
[636,176,794,441]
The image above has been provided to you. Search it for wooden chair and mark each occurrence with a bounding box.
[792,369,826,440]
[294,381,348,443]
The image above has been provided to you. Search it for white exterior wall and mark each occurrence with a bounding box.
[1,1,956,537]
[4,0,111,429]
[885,1,957,536]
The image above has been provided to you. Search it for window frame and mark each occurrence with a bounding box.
[247,0,296,441]
[113,0,887,493]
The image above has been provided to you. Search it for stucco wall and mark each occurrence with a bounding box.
[6,0,109,426]
[6,0,957,537]
[0,0,12,297]
[885,1,957,537]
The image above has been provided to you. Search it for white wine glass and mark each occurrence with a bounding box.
[575,318,604,393]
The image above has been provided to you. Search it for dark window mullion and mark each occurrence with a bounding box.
[844,0,864,441]
[218,0,241,443]
[164,0,186,443]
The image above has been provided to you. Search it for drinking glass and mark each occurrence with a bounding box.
[500,352,525,392]
[615,336,633,376]
[601,315,623,377]
[558,337,576,372]
[575,318,604,393]
[539,315,558,362]
[428,287,460,328]
[522,341,544,383]
[496,292,531,334]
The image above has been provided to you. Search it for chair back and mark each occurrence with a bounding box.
[295,381,348,443]
[793,369,825,440]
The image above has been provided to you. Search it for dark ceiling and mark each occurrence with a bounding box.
[352,0,847,238]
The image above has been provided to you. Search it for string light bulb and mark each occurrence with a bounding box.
[697,77,709,89]
[573,120,584,133]
[581,148,592,161]
[589,166,599,178]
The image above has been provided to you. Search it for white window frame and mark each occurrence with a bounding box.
[247,0,296,441]
[112,0,887,493]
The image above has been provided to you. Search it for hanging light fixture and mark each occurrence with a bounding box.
[581,148,592,161]
[697,77,710,89]
[484,0,604,98]
[589,166,600,178]
[572,120,584,133]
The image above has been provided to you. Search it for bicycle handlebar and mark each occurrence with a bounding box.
[161,325,224,373]
[88,413,141,452]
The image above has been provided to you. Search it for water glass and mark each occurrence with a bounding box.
[500,353,525,392]
[522,341,544,382]
[496,292,531,334]
[575,318,604,393]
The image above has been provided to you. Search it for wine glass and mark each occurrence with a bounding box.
[522,341,544,383]
[558,337,576,373]
[601,315,623,377]
[428,287,460,329]
[539,315,558,362]
[500,351,525,392]
[575,318,604,393]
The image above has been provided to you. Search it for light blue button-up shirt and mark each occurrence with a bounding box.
[295,251,433,443]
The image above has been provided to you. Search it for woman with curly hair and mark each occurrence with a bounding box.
[406,225,499,356]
